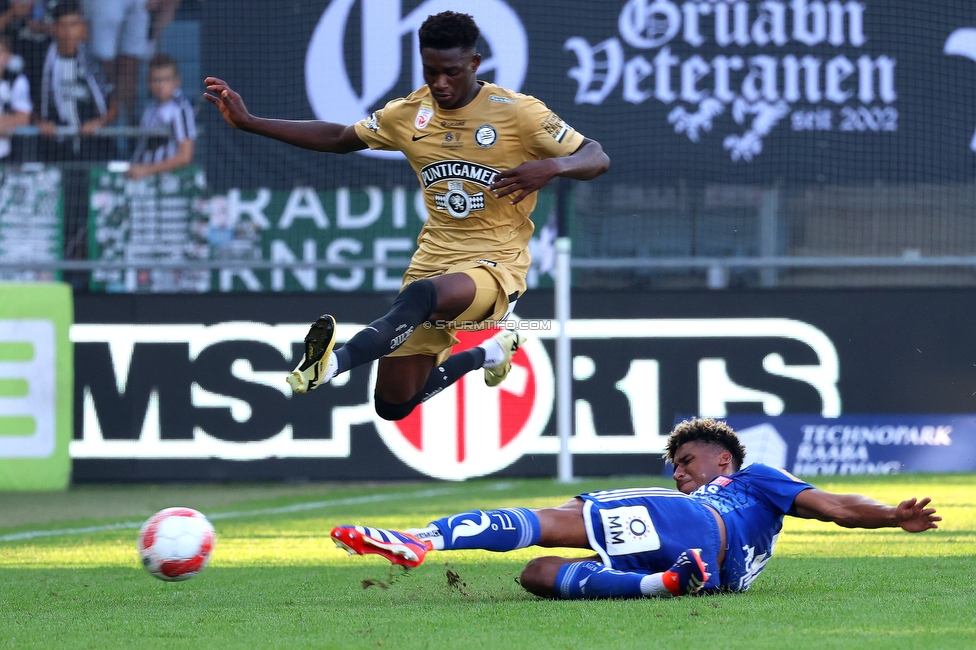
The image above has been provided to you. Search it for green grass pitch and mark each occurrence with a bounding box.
[1,474,974,649]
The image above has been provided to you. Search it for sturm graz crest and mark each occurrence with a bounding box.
[435,181,486,219]
[475,125,497,147]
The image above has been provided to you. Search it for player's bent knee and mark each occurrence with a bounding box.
[519,557,562,598]
[396,278,437,312]
[373,395,420,421]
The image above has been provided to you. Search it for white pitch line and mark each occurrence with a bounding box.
[0,484,521,543]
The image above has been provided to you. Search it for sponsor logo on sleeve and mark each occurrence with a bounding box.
[488,95,515,104]
[541,112,571,142]
[415,101,434,129]
[364,112,380,132]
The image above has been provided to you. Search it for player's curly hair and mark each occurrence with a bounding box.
[665,418,746,471]
[418,11,479,52]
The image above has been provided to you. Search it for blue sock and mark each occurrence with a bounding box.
[554,561,647,599]
[430,508,541,551]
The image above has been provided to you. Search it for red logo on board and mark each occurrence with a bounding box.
[372,327,553,480]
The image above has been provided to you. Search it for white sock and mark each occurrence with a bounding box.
[405,525,444,550]
[322,352,339,383]
[479,338,506,367]
[639,573,675,598]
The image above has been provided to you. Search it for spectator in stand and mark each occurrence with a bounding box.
[0,1,51,108]
[0,33,31,159]
[36,0,117,161]
[127,52,194,179]
[80,0,153,126]
[146,0,179,45]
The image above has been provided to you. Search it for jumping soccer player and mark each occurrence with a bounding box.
[330,418,941,599]
[204,11,609,421]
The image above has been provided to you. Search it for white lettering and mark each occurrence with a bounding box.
[714,0,751,47]
[324,238,365,291]
[337,187,383,229]
[619,0,681,49]
[712,55,745,103]
[278,187,329,229]
[856,55,896,103]
[270,239,317,291]
[681,1,709,47]
[752,2,788,46]
[699,358,785,417]
[828,1,866,47]
[783,55,823,102]
[792,0,826,46]
[624,55,654,104]
[228,188,271,229]
[392,186,407,229]
[653,46,680,103]
[742,55,781,102]
[680,55,712,103]
[373,238,413,291]
[219,268,262,292]
[614,360,661,438]
[825,55,856,102]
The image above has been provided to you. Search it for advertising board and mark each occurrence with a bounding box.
[202,1,976,188]
[71,288,976,481]
[0,283,73,490]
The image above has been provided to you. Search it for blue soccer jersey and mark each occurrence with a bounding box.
[688,463,814,591]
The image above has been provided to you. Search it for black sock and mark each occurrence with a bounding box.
[334,280,437,374]
[419,348,486,402]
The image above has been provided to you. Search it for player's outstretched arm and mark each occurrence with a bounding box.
[490,138,610,205]
[792,489,941,533]
[203,77,367,154]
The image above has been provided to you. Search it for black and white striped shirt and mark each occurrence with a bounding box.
[0,70,31,158]
[132,88,197,164]
[39,42,111,127]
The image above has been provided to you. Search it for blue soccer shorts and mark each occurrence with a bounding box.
[580,487,723,590]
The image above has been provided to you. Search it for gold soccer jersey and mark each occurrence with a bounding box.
[354,82,584,290]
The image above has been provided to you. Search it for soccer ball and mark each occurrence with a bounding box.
[137,507,216,581]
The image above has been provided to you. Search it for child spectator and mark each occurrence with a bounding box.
[36,0,117,160]
[127,52,194,179]
[0,33,31,159]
